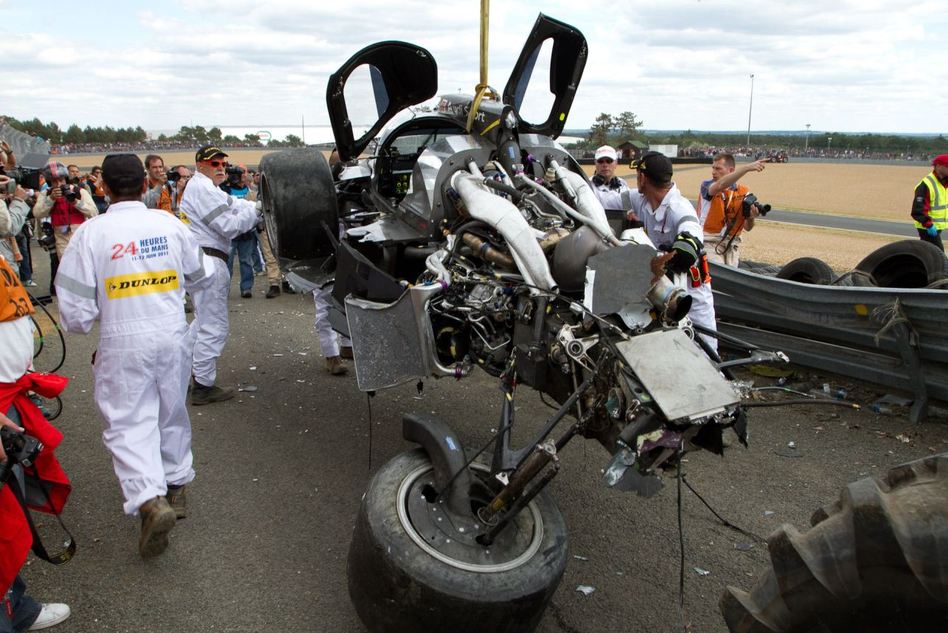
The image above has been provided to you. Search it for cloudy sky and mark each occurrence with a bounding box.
[5,0,946,136]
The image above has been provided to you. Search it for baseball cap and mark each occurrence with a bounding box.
[102,153,146,192]
[195,145,228,162]
[632,150,674,184]
[932,154,948,167]
[594,145,618,162]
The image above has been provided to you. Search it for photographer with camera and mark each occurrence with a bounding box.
[0,176,30,273]
[31,162,97,259]
[55,153,211,558]
[180,146,262,405]
[0,237,72,631]
[698,154,768,266]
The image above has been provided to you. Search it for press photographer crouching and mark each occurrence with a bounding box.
[0,250,72,632]
[31,162,97,258]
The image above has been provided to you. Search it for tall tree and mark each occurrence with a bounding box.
[588,113,614,147]
[615,111,643,141]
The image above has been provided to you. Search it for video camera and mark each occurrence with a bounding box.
[0,425,43,484]
[742,193,771,218]
[3,166,42,191]
[37,222,56,250]
[225,165,245,187]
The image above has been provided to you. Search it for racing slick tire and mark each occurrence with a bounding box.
[258,147,338,263]
[347,448,569,633]
[720,452,948,632]
[854,240,948,288]
[775,257,835,285]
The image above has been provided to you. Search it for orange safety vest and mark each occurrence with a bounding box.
[704,183,749,237]
[0,256,34,322]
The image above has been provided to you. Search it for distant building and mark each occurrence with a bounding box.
[616,140,649,162]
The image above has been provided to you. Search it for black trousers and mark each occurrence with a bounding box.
[918,228,944,251]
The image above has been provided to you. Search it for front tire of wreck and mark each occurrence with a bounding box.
[720,453,948,632]
[347,448,569,633]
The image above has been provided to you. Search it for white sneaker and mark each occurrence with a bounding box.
[28,603,71,630]
[24,280,38,287]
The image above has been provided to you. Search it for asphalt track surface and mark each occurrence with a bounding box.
[20,249,948,633]
[760,209,914,237]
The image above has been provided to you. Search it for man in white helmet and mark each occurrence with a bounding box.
[179,145,261,405]
[55,153,210,558]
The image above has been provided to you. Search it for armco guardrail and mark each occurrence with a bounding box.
[710,262,948,422]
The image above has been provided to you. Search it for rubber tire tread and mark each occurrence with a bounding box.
[720,452,948,632]
[775,257,835,285]
[347,448,569,633]
[258,147,338,263]
[854,240,948,288]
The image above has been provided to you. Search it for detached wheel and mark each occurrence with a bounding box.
[258,147,337,263]
[854,240,948,288]
[721,453,948,632]
[776,257,835,285]
[347,449,569,633]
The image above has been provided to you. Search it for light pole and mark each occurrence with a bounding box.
[805,123,811,153]
[828,136,833,152]
[746,74,754,148]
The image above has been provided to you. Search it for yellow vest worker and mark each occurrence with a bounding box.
[911,154,948,251]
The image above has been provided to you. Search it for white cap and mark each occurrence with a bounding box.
[594,145,617,161]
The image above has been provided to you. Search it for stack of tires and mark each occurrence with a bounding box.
[774,241,948,289]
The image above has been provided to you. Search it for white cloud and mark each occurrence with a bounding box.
[4,0,946,135]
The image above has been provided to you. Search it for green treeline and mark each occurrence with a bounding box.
[574,112,948,155]
[0,115,305,148]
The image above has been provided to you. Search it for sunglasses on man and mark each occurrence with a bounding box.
[202,160,229,168]
[596,158,614,164]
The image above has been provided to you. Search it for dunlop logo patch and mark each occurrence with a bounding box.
[105,269,179,299]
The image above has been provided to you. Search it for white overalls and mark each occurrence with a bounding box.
[179,171,260,386]
[629,184,718,351]
[55,201,210,514]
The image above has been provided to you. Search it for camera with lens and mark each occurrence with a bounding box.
[742,193,771,218]
[37,222,56,250]
[59,184,81,202]
[166,169,181,183]
[0,426,44,483]
[225,165,245,187]
[3,166,42,191]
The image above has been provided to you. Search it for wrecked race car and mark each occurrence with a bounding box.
[258,13,946,633]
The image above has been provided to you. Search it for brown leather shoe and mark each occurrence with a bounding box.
[339,346,354,359]
[166,485,187,520]
[325,356,348,376]
[139,496,176,559]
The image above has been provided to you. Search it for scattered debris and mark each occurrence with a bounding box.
[573,555,589,561]
[238,385,258,393]
[735,542,754,552]
[787,441,797,449]
[895,434,912,444]
[576,585,596,596]
[693,567,711,576]
[249,366,257,371]
[763,510,775,517]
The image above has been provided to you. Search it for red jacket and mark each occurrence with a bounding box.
[0,372,71,595]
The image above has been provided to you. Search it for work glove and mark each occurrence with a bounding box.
[926,225,939,237]
[666,231,702,274]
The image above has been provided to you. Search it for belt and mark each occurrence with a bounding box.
[202,247,228,262]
